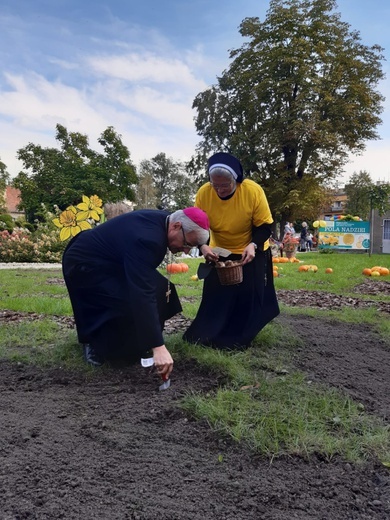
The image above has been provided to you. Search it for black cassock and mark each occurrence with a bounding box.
[62,210,181,362]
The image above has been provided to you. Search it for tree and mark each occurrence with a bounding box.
[136,153,197,211]
[191,0,385,226]
[136,162,158,209]
[344,170,373,219]
[0,159,10,213]
[13,124,138,223]
[369,183,390,217]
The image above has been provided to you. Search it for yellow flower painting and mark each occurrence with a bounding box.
[52,195,104,241]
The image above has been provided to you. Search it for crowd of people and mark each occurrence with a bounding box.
[282,220,316,253]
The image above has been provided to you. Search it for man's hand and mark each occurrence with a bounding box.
[152,345,173,379]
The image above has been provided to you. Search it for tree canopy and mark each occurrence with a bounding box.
[13,125,138,222]
[344,170,374,219]
[136,153,197,211]
[0,159,10,213]
[191,0,385,224]
[345,171,390,219]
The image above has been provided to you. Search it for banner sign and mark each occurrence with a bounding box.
[318,221,370,250]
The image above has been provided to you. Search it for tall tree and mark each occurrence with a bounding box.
[137,153,196,211]
[136,161,158,209]
[0,159,10,213]
[13,125,138,222]
[191,0,385,225]
[344,170,373,219]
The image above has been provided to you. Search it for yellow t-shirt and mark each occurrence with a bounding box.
[195,179,273,254]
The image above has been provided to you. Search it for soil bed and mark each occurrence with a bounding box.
[1,282,390,519]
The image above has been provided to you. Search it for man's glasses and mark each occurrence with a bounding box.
[181,227,193,249]
[210,181,232,190]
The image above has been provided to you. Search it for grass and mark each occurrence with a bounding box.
[0,254,389,462]
[272,251,389,294]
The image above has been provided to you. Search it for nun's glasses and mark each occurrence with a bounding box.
[210,181,232,190]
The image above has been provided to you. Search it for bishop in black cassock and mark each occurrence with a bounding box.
[62,208,209,372]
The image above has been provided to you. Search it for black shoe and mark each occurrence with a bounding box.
[83,344,104,367]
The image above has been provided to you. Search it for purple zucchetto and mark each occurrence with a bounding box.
[183,207,210,230]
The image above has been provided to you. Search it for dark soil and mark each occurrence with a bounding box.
[1,280,390,519]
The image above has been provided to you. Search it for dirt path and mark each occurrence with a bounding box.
[1,275,390,519]
[1,308,389,519]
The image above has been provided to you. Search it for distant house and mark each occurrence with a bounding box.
[371,204,390,254]
[319,189,348,220]
[3,186,24,220]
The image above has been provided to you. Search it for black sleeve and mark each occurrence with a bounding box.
[251,223,272,249]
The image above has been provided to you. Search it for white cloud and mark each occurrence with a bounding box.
[87,52,207,91]
[0,72,107,130]
[110,85,194,128]
[0,62,201,176]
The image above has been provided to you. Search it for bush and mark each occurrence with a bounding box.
[0,213,14,233]
[0,225,67,263]
[0,229,36,262]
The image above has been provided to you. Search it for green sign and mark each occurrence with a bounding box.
[318,221,370,250]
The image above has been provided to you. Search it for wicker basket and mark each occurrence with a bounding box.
[215,261,243,286]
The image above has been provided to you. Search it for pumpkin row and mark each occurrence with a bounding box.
[362,267,389,277]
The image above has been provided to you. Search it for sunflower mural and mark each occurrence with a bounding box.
[53,195,105,241]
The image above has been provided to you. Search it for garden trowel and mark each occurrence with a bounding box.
[140,356,171,391]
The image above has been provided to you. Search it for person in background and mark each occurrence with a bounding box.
[306,231,314,251]
[300,221,308,252]
[283,221,295,238]
[183,152,279,350]
[103,201,133,220]
[190,246,200,258]
[62,207,210,378]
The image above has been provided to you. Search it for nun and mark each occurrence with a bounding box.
[183,152,279,349]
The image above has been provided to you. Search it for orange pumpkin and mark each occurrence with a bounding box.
[379,267,389,276]
[362,268,372,276]
[272,257,280,263]
[166,263,177,274]
[179,262,189,272]
[273,270,279,277]
[167,263,186,274]
[325,268,333,274]
[298,265,309,272]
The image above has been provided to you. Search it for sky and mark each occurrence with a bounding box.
[1,0,389,186]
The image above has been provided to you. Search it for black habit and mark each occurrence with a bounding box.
[183,249,279,350]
